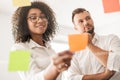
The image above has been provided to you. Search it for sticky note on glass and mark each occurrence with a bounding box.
[13,0,31,7]
[8,50,30,71]
[68,33,88,52]
[102,0,120,13]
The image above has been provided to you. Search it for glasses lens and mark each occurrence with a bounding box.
[29,16,38,23]
[39,16,48,21]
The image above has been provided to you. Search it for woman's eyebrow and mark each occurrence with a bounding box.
[28,13,45,16]
[28,13,37,16]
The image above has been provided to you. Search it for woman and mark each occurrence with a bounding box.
[11,1,73,80]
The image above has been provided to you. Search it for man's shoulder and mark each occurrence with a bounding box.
[96,34,120,45]
[97,34,118,39]
[105,34,119,40]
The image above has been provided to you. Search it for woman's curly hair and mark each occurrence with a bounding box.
[12,1,57,43]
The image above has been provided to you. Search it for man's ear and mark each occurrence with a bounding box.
[73,22,78,30]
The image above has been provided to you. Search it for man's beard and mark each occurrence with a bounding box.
[87,27,94,34]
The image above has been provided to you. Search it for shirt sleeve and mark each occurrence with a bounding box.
[18,70,45,80]
[107,52,120,72]
[66,54,84,80]
[107,35,120,72]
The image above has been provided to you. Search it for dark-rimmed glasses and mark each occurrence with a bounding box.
[27,16,48,23]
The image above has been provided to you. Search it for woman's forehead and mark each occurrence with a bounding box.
[28,8,45,16]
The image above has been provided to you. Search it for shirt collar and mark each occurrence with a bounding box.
[28,39,51,49]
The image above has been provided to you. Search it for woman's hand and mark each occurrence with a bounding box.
[44,50,73,80]
[52,50,73,72]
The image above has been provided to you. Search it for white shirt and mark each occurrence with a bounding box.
[11,39,61,80]
[66,34,120,80]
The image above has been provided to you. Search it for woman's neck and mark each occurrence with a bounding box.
[31,35,45,46]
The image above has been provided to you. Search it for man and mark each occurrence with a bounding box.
[67,8,120,80]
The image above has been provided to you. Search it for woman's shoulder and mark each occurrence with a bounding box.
[11,42,29,51]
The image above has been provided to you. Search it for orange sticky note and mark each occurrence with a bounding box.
[68,33,88,52]
[102,0,120,13]
[13,0,31,7]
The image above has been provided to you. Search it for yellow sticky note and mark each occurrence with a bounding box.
[13,0,31,7]
[68,33,88,52]
[8,50,30,71]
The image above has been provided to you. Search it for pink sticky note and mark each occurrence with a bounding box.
[102,0,120,13]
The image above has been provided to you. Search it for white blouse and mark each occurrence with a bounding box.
[11,39,61,80]
[66,34,120,80]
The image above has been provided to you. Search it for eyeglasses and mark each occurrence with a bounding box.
[27,16,48,23]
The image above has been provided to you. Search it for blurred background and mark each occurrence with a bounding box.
[0,0,120,80]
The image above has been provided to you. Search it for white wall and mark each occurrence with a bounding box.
[0,0,120,80]
[0,13,20,80]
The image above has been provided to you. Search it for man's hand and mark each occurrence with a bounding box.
[85,33,93,47]
[82,69,115,80]
[102,69,116,80]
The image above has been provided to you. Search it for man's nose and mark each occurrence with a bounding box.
[83,20,88,26]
